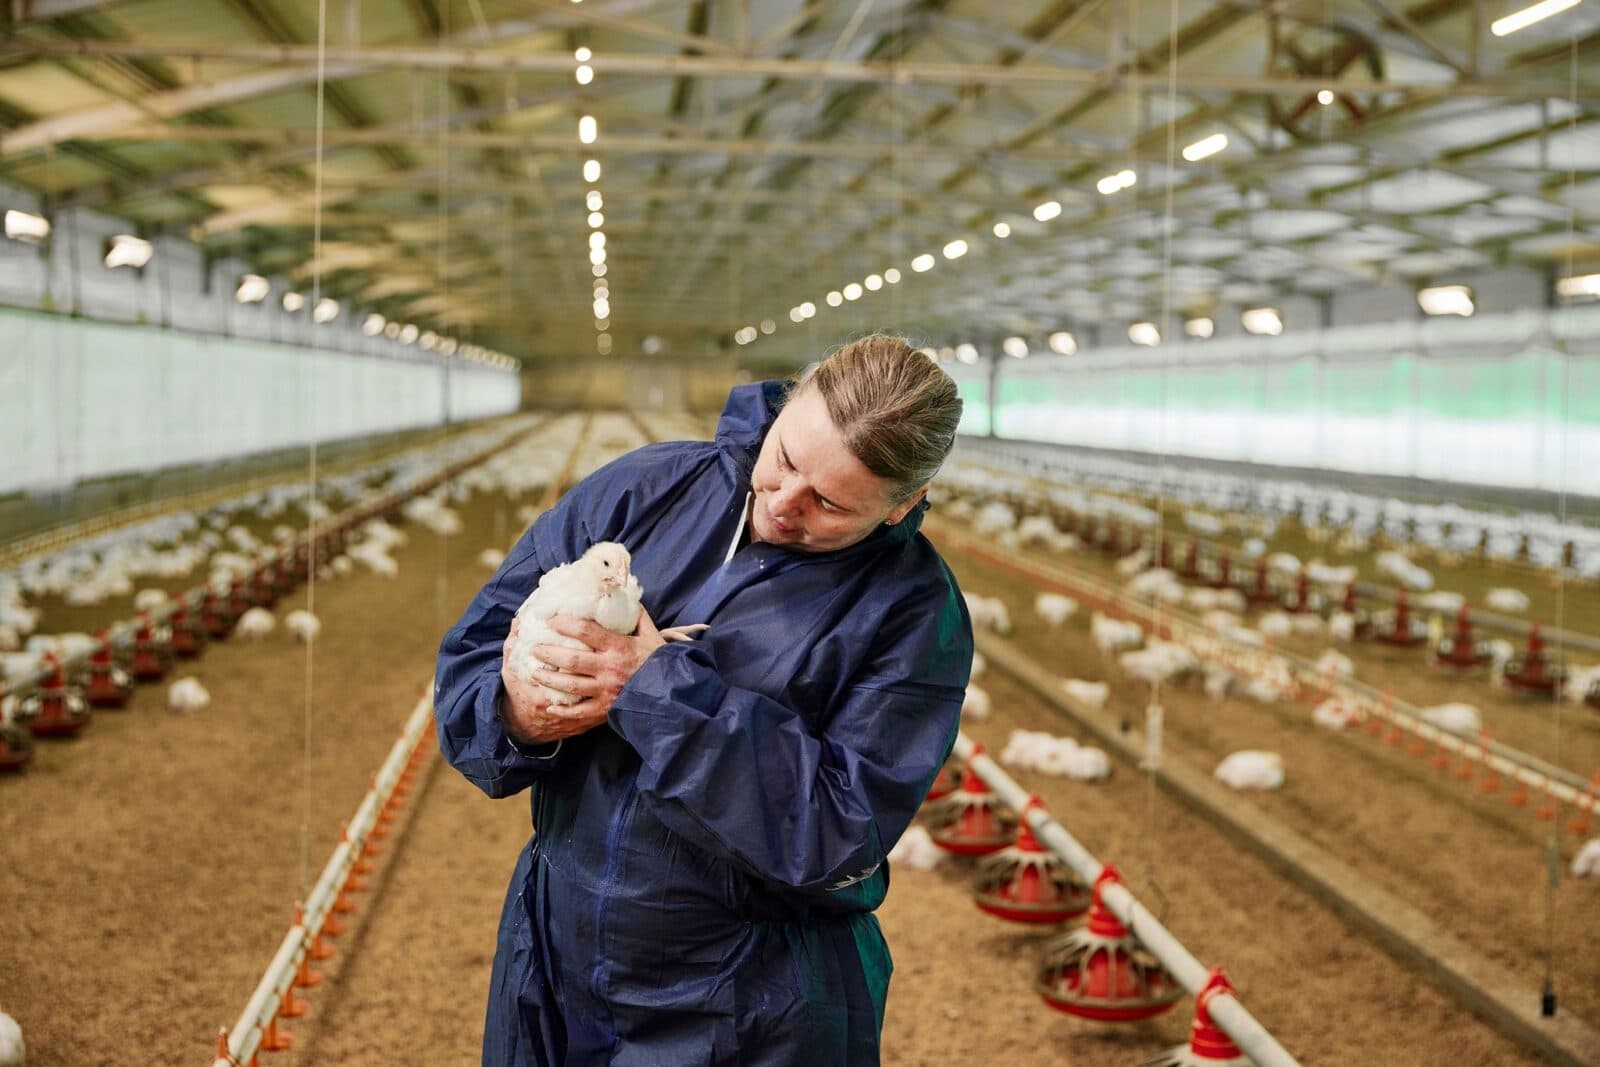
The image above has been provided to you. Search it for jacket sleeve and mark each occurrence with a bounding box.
[607,588,970,895]
[434,484,592,799]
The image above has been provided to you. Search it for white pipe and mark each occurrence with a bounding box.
[223,694,435,1065]
[952,734,1301,1067]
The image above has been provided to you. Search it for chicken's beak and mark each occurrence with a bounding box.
[601,574,622,590]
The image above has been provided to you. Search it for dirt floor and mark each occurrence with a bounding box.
[934,525,1600,1034]
[0,464,533,1066]
[0,421,1579,1067]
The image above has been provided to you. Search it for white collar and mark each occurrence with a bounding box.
[724,492,752,565]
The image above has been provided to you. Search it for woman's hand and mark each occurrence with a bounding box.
[524,607,668,720]
[498,616,613,746]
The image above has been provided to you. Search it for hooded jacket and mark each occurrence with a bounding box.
[435,380,972,1066]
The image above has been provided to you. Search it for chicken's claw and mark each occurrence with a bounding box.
[659,623,710,643]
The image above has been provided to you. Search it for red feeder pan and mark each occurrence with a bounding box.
[1503,624,1564,696]
[1139,968,1250,1066]
[1375,591,1426,648]
[202,587,236,640]
[84,631,134,708]
[227,579,254,620]
[925,750,1017,856]
[18,655,92,738]
[0,697,35,771]
[972,798,1089,924]
[924,763,959,805]
[1179,542,1202,581]
[249,565,278,608]
[170,601,208,659]
[1036,865,1182,1022]
[1433,608,1488,671]
[1281,571,1314,614]
[130,612,174,682]
[1339,584,1373,640]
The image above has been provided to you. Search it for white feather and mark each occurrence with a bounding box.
[507,542,644,705]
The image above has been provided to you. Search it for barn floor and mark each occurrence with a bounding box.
[0,439,1578,1065]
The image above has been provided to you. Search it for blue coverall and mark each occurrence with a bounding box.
[435,380,973,1066]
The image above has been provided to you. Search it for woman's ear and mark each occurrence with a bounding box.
[884,487,928,526]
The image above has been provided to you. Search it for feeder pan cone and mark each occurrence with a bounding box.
[972,797,1089,924]
[1139,968,1250,1066]
[926,746,1017,855]
[85,631,134,708]
[1376,592,1426,648]
[21,654,92,737]
[0,714,35,771]
[1503,624,1564,695]
[1432,608,1488,671]
[1036,864,1182,1021]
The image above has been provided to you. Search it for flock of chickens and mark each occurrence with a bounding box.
[934,468,1600,876]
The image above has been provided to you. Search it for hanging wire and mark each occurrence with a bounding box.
[1540,26,1581,1021]
[299,0,330,904]
[435,0,453,635]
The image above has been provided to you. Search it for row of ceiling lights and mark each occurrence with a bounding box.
[575,45,614,356]
[1,209,515,370]
[934,278,1551,363]
[728,0,1586,355]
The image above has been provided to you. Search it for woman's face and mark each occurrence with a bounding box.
[748,387,925,553]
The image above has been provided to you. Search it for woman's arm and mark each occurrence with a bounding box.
[607,592,970,896]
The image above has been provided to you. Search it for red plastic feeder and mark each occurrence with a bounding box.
[972,798,1089,924]
[1245,559,1275,606]
[924,763,959,804]
[84,632,134,708]
[227,579,254,620]
[1179,542,1202,581]
[1281,572,1319,615]
[1036,865,1182,1021]
[250,565,278,608]
[275,554,299,594]
[0,694,35,772]
[1375,591,1426,648]
[130,612,174,682]
[1339,584,1373,640]
[170,601,207,659]
[1139,968,1250,1066]
[1503,624,1564,696]
[1433,608,1488,671]
[924,750,1017,856]
[202,586,236,640]
[18,655,91,738]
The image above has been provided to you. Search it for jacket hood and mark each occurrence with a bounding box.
[713,379,929,548]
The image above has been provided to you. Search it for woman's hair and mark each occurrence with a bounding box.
[792,334,963,504]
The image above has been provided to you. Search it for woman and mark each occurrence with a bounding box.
[435,335,973,1066]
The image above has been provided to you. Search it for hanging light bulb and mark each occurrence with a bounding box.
[864,273,883,291]
[578,115,598,144]
[1033,200,1062,222]
[992,221,1011,239]
[282,291,306,312]
[910,253,936,273]
[586,190,603,211]
[1047,331,1076,355]
[234,274,270,304]
[1002,336,1029,359]
[1184,316,1215,338]
[1128,322,1161,346]
[363,313,386,336]
[4,209,50,243]
[884,268,901,284]
[1241,307,1284,335]
[942,239,968,260]
[583,159,602,182]
[312,297,339,324]
[843,282,863,301]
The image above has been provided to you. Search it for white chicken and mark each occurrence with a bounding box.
[1090,613,1143,655]
[234,607,275,640]
[0,1008,21,1067]
[479,548,508,569]
[134,589,169,611]
[888,825,945,871]
[506,542,707,706]
[969,650,987,679]
[1214,750,1285,790]
[1572,838,1600,879]
[963,594,1013,635]
[1487,587,1530,613]
[1328,612,1357,643]
[1420,702,1481,736]
[1118,641,1198,685]
[330,555,354,576]
[1257,612,1293,639]
[168,677,212,713]
[1314,649,1354,680]
[348,541,398,577]
[961,685,992,721]
[1312,698,1357,730]
[1061,678,1109,711]
[285,610,321,644]
[1034,593,1078,627]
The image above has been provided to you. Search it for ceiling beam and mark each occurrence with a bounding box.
[1,37,1584,101]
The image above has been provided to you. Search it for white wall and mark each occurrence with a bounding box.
[0,308,519,493]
